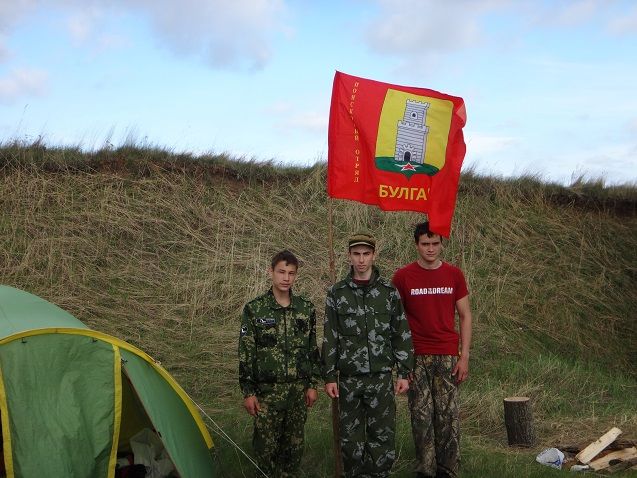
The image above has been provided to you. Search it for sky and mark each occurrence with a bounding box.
[1,0,636,185]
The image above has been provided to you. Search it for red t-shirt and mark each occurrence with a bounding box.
[392,261,468,355]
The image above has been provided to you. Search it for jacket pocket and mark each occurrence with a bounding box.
[337,312,363,336]
[255,319,277,347]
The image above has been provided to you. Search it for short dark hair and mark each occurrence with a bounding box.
[271,250,299,269]
[413,222,441,243]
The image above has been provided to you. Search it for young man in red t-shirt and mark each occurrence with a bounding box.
[392,222,473,478]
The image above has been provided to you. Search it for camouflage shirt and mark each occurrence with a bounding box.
[322,266,414,382]
[238,289,320,397]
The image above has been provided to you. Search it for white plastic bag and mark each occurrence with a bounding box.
[536,448,565,469]
[130,428,175,478]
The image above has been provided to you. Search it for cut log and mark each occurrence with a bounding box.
[503,396,535,447]
[556,440,636,454]
[576,427,622,464]
[602,456,637,474]
[589,447,637,471]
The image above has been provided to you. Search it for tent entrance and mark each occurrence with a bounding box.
[118,370,154,453]
[116,365,178,477]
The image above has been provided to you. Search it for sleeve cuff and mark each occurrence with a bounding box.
[240,385,257,397]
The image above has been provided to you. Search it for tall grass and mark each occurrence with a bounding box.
[1,144,636,476]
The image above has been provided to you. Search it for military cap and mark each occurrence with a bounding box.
[348,232,376,250]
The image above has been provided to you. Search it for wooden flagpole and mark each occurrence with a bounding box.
[327,197,343,477]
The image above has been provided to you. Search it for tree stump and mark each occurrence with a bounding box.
[504,396,535,447]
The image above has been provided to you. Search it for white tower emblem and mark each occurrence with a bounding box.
[394,100,430,164]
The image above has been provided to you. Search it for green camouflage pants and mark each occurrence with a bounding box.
[338,373,396,478]
[408,355,459,478]
[253,381,308,477]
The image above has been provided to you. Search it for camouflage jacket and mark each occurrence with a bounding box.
[322,266,414,382]
[238,289,320,397]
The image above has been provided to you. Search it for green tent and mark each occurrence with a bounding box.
[0,285,217,477]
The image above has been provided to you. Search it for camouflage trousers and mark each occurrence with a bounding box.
[338,373,396,478]
[253,381,308,478]
[408,355,459,478]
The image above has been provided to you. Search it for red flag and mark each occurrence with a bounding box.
[327,71,467,237]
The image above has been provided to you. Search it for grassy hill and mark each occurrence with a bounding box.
[1,143,636,477]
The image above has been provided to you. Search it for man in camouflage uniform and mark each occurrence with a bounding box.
[392,222,473,478]
[239,250,320,477]
[323,233,414,478]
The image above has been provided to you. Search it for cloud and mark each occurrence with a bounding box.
[494,141,637,186]
[0,0,38,61]
[285,111,327,133]
[0,1,38,29]
[1,0,286,70]
[0,67,48,103]
[0,3,50,102]
[65,7,130,55]
[562,142,637,185]
[517,0,637,36]
[366,0,480,55]
[465,132,518,156]
[67,8,103,43]
[365,0,511,58]
[364,0,635,65]
[607,5,637,35]
[267,101,328,134]
[124,0,286,70]
[462,132,523,178]
[539,0,604,26]
[0,36,8,62]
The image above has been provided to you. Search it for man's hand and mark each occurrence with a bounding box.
[243,395,261,416]
[324,382,339,398]
[452,355,469,384]
[395,378,409,394]
[305,388,318,407]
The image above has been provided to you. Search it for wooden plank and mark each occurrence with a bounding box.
[576,427,622,464]
[602,456,637,474]
[589,447,637,471]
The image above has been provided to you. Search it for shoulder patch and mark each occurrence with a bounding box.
[240,324,248,337]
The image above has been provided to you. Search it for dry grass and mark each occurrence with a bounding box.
[1,144,636,476]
